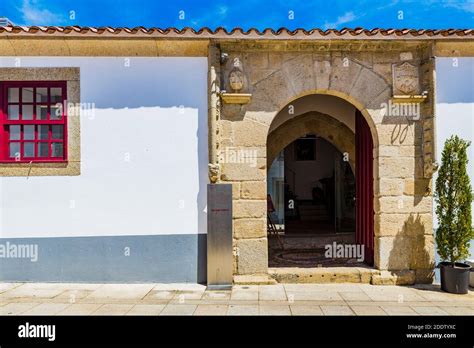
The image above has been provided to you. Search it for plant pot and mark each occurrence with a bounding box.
[466,260,474,288]
[439,262,471,294]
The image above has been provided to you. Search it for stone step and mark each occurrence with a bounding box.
[233,274,277,285]
[234,269,416,285]
[268,267,379,284]
[268,268,416,285]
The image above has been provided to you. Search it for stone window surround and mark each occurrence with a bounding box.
[0,68,80,176]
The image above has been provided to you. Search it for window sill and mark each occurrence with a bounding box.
[0,160,79,176]
[0,159,68,164]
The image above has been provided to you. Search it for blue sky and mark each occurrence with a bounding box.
[0,0,473,29]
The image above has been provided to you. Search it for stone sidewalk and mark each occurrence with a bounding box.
[0,282,473,316]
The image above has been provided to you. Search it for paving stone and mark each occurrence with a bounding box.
[22,303,71,315]
[54,290,94,302]
[339,291,372,301]
[142,290,176,301]
[1,287,64,299]
[201,291,231,300]
[410,306,449,315]
[362,287,426,302]
[416,290,473,302]
[350,305,387,315]
[259,305,291,315]
[228,300,259,307]
[0,302,40,315]
[434,301,474,307]
[227,305,259,315]
[321,305,355,316]
[381,305,418,315]
[231,286,259,300]
[285,284,366,293]
[290,305,323,315]
[441,306,474,315]
[78,298,139,305]
[286,291,343,301]
[126,304,166,315]
[172,290,205,302]
[259,285,287,301]
[233,285,259,291]
[57,303,103,315]
[194,304,229,315]
[85,284,154,300]
[1,282,472,317]
[0,283,22,293]
[160,304,197,315]
[92,304,135,315]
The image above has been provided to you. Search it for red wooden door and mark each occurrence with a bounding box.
[355,110,374,265]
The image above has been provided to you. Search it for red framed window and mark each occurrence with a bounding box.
[0,81,67,162]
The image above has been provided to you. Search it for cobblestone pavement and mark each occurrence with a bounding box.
[0,283,473,316]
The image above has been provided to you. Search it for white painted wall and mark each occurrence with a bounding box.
[435,57,474,259]
[0,57,208,238]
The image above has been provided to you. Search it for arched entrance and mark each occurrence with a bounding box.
[266,95,374,268]
[216,49,435,284]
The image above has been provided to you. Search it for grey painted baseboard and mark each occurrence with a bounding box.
[0,234,207,283]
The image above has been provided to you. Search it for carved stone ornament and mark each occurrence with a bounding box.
[424,161,439,178]
[392,62,420,95]
[208,163,220,183]
[228,68,244,92]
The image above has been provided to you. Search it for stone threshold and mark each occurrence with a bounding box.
[269,267,377,284]
[234,268,417,285]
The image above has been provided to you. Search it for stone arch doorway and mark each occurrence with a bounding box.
[219,50,434,284]
[265,94,375,268]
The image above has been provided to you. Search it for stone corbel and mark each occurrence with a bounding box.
[220,92,252,104]
[391,94,428,104]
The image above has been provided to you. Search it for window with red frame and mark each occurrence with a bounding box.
[0,82,67,162]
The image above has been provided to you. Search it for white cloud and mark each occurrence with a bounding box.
[442,0,474,14]
[184,4,229,28]
[19,0,66,25]
[218,6,228,16]
[323,11,357,30]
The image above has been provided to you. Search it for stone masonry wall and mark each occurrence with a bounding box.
[215,42,436,283]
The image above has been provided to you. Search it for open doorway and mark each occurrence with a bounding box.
[267,135,357,267]
[267,107,374,269]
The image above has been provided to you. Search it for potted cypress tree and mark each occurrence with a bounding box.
[435,135,473,294]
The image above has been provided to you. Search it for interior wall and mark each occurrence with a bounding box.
[284,138,339,200]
